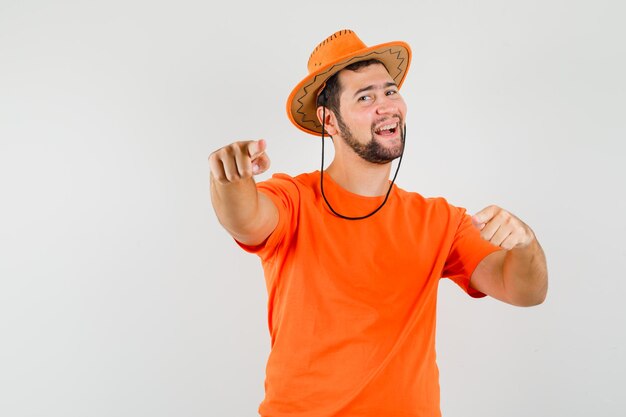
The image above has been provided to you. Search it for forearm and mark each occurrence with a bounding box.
[502,237,548,306]
[208,139,277,245]
[210,175,276,245]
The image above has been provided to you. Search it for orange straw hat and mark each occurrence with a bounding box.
[287,29,412,136]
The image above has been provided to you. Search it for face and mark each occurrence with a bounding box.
[333,63,407,164]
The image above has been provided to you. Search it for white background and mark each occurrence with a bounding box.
[1,1,625,416]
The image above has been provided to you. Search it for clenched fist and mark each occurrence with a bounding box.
[472,205,535,250]
[209,140,271,183]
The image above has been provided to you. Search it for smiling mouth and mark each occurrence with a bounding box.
[374,122,399,138]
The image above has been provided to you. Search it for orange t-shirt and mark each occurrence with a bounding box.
[237,171,500,417]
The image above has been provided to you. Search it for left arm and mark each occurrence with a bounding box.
[469,205,548,307]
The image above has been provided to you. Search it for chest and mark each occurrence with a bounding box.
[291,206,451,302]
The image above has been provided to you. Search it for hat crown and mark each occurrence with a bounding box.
[307,29,367,73]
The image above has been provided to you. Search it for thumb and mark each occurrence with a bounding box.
[249,139,270,175]
[472,205,498,226]
[247,139,266,159]
[471,214,485,230]
[251,152,271,175]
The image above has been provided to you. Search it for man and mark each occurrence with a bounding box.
[209,29,547,417]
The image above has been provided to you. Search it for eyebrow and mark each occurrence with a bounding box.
[353,82,398,98]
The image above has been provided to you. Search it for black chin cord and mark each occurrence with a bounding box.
[319,104,405,221]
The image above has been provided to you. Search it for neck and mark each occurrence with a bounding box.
[325,150,393,197]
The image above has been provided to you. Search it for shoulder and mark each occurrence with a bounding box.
[258,171,319,194]
[258,171,316,186]
[392,187,468,226]
[394,187,458,212]
[256,171,319,207]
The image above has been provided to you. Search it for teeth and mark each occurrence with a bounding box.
[376,122,398,132]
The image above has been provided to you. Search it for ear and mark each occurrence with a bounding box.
[316,106,339,136]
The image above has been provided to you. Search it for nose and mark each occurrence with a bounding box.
[375,95,400,115]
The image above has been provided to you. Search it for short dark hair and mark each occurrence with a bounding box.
[316,59,387,117]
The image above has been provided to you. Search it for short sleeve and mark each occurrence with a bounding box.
[442,206,502,298]
[235,174,300,262]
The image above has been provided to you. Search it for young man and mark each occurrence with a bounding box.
[209,29,547,417]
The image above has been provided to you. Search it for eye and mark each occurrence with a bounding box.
[358,95,371,102]
[386,89,398,96]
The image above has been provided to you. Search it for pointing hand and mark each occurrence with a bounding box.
[209,140,271,183]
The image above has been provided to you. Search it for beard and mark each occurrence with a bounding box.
[335,113,405,164]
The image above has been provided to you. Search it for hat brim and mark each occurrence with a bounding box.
[287,41,411,137]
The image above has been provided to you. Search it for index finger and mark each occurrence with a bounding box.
[247,139,267,159]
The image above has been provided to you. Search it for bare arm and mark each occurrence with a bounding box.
[469,205,548,307]
[208,139,278,246]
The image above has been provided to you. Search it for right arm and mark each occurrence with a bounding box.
[208,139,278,246]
